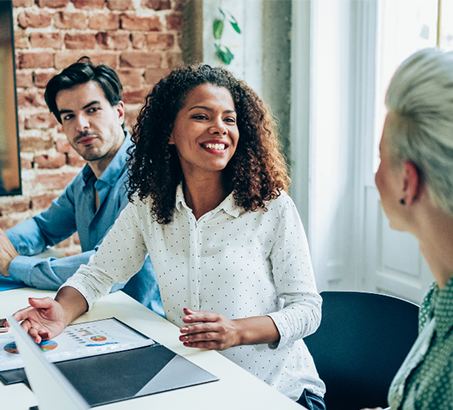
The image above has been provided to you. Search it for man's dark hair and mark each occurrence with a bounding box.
[44,56,123,124]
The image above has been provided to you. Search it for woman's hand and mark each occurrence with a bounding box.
[10,297,66,344]
[179,308,280,351]
[179,308,241,351]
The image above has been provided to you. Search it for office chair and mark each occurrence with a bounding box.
[303,291,419,410]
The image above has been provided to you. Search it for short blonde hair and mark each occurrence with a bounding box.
[385,48,453,218]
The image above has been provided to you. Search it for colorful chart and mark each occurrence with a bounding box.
[39,340,58,352]
[4,342,19,354]
[90,336,107,342]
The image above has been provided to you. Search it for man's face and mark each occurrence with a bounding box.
[56,81,125,165]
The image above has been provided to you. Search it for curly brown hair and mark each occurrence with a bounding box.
[127,64,290,224]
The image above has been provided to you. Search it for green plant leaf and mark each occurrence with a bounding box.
[227,12,241,34]
[213,19,224,40]
[230,21,241,34]
[215,44,234,65]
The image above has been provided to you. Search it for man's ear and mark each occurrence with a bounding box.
[402,161,420,205]
[116,101,125,125]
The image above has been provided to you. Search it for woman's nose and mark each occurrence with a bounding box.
[209,118,227,134]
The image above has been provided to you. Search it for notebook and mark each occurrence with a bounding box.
[6,315,219,408]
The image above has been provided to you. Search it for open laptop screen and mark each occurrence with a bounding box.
[7,315,90,410]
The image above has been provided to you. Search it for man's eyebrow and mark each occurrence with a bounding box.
[188,105,236,114]
[58,101,101,116]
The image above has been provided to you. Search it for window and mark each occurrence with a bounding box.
[373,0,451,171]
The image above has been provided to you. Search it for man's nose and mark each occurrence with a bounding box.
[75,114,89,132]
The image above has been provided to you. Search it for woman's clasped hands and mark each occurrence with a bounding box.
[179,307,241,351]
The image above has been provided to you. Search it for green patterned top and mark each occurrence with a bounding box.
[388,277,453,410]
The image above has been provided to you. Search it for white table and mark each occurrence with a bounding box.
[0,288,304,410]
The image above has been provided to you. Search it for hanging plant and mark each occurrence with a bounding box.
[213,8,241,65]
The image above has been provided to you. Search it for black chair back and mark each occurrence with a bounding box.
[304,291,419,410]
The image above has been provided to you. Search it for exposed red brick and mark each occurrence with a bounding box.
[34,71,57,88]
[63,248,82,256]
[65,33,96,50]
[173,0,188,12]
[165,13,182,31]
[73,0,105,9]
[144,67,170,85]
[122,89,148,104]
[131,33,146,49]
[18,10,52,29]
[13,0,34,7]
[125,107,140,129]
[37,0,70,8]
[30,32,63,49]
[118,69,143,88]
[14,30,29,49]
[0,215,30,231]
[67,149,86,167]
[34,152,67,169]
[89,12,120,30]
[146,33,174,50]
[120,13,161,31]
[24,112,58,129]
[16,89,47,108]
[165,52,183,69]
[120,51,161,68]
[55,137,71,153]
[54,51,117,69]
[30,193,59,211]
[34,171,78,190]
[54,11,87,30]
[96,32,129,50]
[55,237,72,248]
[0,198,30,216]
[141,0,171,10]
[20,156,33,170]
[15,71,33,88]
[107,0,133,10]
[18,114,25,132]
[19,135,54,152]
[18,52,53,69]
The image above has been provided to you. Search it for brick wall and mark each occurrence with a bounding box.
[0,0,185,256]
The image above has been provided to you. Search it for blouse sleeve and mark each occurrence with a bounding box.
[62,199,149,310]
[266,195,322,349]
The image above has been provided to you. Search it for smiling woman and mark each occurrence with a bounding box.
[12,64,326,409]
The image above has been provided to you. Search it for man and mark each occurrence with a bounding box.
[0,57,163,316]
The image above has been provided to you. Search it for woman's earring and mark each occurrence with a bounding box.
[400,199,406,205]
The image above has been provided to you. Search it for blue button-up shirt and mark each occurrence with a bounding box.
[6,132,164,316]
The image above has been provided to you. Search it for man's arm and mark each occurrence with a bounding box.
[4,180,81,288]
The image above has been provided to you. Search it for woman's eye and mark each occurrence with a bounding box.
[192,114,208,120]
[224,117,236,123]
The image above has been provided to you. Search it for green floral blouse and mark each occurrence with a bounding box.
[388,277,453,410]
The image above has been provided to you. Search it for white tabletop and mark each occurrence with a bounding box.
[0,288,304,410]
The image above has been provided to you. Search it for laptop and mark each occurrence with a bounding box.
[7,315,219,409]
[7,315,90,410]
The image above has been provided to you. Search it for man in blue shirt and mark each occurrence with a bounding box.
[0,57,163,316]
